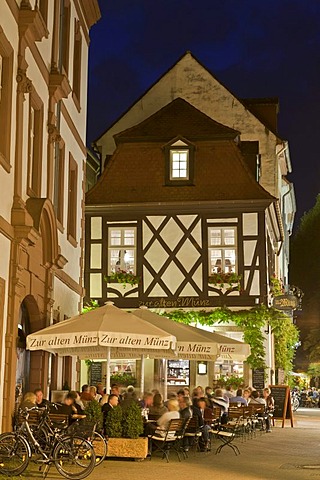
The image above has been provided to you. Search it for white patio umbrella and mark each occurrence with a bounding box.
[26,302,176,393]
[133,307,250,361]
[132,307,250,398]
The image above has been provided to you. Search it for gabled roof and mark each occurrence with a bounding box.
[114,98,239,143]
[86,98,275,207]
[94,51,283,145]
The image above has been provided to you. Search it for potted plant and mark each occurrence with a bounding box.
[106,403,148,460]
[110,372,137,387]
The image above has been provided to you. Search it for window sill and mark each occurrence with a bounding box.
[164,181,195,187]
[67,233,78,247]
[0,152,11,173]
[72,91,81,113]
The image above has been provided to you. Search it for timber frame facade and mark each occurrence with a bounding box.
[85,98,282,312]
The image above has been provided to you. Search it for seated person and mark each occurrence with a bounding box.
[55,393,86,424]
[249,390,266,405]
[34,389,50,408]
[178,396,192,420]
[102,394,119,434]
[149,393,167,416]
[140,392,153,409]
[20,392,37,410]
[197,397,212,451]
[210,388,229,414]
[146,399,180,437]
[263,388,274,432]
[229,388,248,406]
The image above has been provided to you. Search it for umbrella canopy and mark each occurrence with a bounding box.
[132,307,250,361]
[26,302,176,357]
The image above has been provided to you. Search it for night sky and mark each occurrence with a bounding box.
[87,0,320,224]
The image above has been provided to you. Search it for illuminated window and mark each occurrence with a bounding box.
[108,227,136,275]
[208,227,237,274]
[170,150,189,179]
[165,139,194,185]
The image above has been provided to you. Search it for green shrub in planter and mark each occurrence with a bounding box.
[84,399,103,431]
[104,405,123,438]
[122,401,143,439]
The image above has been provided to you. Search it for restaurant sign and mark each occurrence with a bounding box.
[273,295,298,311]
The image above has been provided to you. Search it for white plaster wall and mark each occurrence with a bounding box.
[97,53,279,197]
[53,276,81,319]
[242,213,258,236]
[0,234,11,427]
[0,2,19,223]
[62,3,89,142]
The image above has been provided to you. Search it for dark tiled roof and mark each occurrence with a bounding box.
[87,131,275,206]
[114,98,239,143]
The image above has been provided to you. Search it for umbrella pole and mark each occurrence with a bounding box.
[106,346,111,394]
[163,359,168,400]
[140,354,145,397]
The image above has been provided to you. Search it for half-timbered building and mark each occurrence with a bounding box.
[85,97,283,387]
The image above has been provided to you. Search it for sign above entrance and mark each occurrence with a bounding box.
[272,295,298,310]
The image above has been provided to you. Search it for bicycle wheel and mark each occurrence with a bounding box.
[53,435,96,479]
[91,432,107,466]
[0,432,30,476]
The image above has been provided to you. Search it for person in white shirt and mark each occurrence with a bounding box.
[151,399,180,438]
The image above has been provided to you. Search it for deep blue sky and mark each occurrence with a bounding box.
[87,0,320,223]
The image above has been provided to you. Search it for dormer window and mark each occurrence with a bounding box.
[165,138,194,186]
[170,149,189,180]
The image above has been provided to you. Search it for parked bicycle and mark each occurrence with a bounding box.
[0,406,96,478]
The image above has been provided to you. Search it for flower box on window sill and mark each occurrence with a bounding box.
[104,271,140,289]
[208,273,241,291]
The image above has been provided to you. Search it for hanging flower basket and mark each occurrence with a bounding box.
[104,270,140,288]
[208,272,242,291]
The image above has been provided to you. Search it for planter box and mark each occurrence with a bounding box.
[106,437,148,459]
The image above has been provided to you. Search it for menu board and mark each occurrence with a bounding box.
[269,385,293,428]
[90,362,102,385]
[252,368,265,390]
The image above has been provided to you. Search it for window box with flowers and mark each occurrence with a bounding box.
[104,270,140,289]
[208,272,242,291]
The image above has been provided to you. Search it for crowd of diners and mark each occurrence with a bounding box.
[17,383,274,451]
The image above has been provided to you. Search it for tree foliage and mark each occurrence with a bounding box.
[165,305,299,374]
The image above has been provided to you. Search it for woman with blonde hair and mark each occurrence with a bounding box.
[20,392,36,409]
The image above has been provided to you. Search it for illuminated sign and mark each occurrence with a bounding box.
[273,295,298,310]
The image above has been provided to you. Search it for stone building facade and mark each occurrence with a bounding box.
[0,0,100,431]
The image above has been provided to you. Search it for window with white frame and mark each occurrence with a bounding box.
[108,227,137,275]
[170,149,189,180]
[208,227,237,274]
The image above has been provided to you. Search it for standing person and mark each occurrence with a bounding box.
[263,388,274,432]
[34,389,49,408]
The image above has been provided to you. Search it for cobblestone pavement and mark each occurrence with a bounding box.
[6,409,320,480]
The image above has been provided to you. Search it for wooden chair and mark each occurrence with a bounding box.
[210,410,242,455]
[183,415,202,453]
[148,418,185,462]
